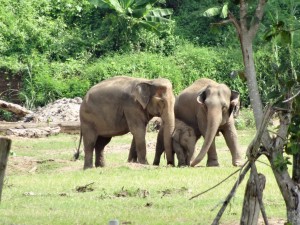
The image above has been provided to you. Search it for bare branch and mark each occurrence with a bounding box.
[282,89,300,103]
[211,162,252,225]
[239,0,248,33]
[189,160,249,200]
[211,19,232,26]
[247,104,274,160]
[211,11,241,36]
[251,163,269,225]
[228,11,241,35]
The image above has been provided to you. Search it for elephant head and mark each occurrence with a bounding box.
[133,78,176,165]
[190,84,240,167]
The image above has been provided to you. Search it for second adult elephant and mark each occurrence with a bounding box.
[154,78,243,167]
[75,76,175,169]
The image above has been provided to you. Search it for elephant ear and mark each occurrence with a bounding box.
[133,83,151,109]
[229,90,240,116]
[196,87,207,105]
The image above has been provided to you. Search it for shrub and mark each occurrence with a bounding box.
[235,108,256,130]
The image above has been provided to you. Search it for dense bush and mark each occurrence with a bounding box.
[8,43,249,108]
[0,0,298,112]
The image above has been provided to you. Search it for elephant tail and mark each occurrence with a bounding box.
[73,130,82,160]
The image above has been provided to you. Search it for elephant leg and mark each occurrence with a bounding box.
[173,141,186,167]
[206,139,220,167]
[222,120,243,166]
[82,131,97,170]
[186,138,197,166]
[153,128,164,165]
[131,128,148,164]
[128,138,138,163]
[95,136,111,167]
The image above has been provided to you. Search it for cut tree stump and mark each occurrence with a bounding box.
[0,100,33,117]
[240,173,266,225]
[0,137,11,202]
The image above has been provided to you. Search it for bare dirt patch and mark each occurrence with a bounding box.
[6,156,37,175]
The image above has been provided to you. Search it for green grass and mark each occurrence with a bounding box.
[0,130,287,225]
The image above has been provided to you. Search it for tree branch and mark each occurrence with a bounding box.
[228,11,241,35]
[211,11,241,36]
[189,160,249,200]
[249,0,268,39]
[282,89,300,103]
[251,163,269,225]
[239,0,248,33]
[211,162,252,225]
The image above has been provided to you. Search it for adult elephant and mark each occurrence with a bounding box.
[75,76,175,169]
[153,78,243,167]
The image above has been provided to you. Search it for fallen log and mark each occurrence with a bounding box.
[0,100,33,117]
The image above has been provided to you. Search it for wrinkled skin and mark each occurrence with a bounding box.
[154,78,243,167]
[172,119,197,167]
[153,119,196,166]
[77,76,175,169]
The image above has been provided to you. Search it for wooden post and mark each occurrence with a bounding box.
[240,172,266,225]
[0,137,11,202]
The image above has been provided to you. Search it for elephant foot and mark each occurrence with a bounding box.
[232,159,244,167]
[95,160,105,167]
[128,158,138,163]
[153,160,160,166]
[206,160,220,167]
[167,161,175,166]
[83,164,93,170]
[138,158,149,165]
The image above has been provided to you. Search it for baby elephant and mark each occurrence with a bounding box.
[153,118,196,166]
[172,119,197,167]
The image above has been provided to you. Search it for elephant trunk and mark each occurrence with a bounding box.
[191,111,221,167]
[162,107,175,165]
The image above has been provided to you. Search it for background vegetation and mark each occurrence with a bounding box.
[0,0,298,111]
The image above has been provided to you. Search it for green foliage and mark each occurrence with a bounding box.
[173,0,238,47]
[0,109,14,121]
[274,154,292,172]
[235,108,256,130]
[286,114,300,155]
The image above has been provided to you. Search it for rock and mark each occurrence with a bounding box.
[6,127,61,138]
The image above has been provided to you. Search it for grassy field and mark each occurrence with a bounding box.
[0,129,287,225]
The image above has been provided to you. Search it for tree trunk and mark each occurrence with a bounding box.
[239,37,263,129]
[0,138,11,202]
[292,153,300,183]
[240,173,266,225]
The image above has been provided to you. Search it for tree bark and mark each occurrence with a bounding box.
[0,137,11,202]
[240,172,266,225]
[292,153,300,183]
[0,100,33,117]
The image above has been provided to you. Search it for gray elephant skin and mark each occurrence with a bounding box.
[75,76,175,169]
[154,78,243,167]
[172,119,197,167]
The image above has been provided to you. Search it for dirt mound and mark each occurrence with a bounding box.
[24,97,82,123]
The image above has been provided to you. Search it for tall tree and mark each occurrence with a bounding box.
[203,0,300,224]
